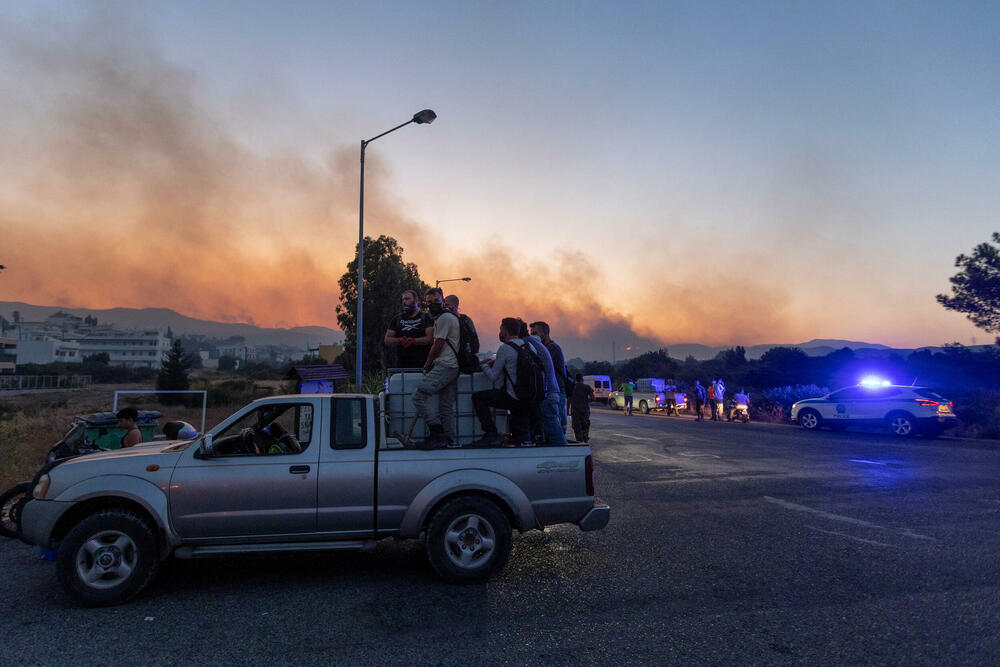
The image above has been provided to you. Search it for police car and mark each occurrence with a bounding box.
[790,379,958,437]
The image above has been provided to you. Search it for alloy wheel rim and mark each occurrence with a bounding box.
[444,513,496,570]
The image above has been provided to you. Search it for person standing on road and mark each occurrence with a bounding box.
[411,288,460,448]
[622,378,636,416]
[715,379,726,421]
[384,289,434,369]
[569,373,595,442]
[693,380,706,421]
[529,322,570,434]
[708,381,718,421]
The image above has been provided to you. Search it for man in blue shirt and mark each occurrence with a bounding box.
[529,321,568,435]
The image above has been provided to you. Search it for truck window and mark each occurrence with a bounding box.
[332,398,365,450]
[211,403,313,456]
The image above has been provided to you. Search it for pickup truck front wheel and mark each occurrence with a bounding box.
[56,509,159,607]
[426,496,512,584]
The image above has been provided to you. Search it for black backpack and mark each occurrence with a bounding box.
[447,313,481,374]
[505,341,546,404]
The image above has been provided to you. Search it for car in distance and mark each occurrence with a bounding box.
[790,382,957,437]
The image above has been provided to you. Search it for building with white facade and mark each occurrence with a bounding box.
[0,336,16,374]
[8,313,171,368]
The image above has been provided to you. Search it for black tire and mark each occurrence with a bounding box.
[425,496,512,584]
[608,396,618,410]
[56,509,160,607]
[0,483,31,539]
[798,409,822,431]
[886,412,916,437]
[639,400,649,414]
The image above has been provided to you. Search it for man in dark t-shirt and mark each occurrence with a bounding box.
[384,289,434,369]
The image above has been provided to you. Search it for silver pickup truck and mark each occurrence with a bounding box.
[20,393,609,606]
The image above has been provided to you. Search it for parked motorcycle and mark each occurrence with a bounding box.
[727,399,750,423]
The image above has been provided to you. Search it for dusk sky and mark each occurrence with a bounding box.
[2,1,998,357]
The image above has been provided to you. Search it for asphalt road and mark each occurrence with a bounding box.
[3,409,999,665]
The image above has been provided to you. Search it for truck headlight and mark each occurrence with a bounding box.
[33,474,50,499]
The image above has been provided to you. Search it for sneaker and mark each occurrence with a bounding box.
[470,432,501,448]
[518,441,536,447]
[423,433,452,449]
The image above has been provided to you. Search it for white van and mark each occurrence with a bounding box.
[582,375,613,403]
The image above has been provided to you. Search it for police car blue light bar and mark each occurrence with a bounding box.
[859,377,891,387]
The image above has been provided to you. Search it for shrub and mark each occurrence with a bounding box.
[753,384,829,423]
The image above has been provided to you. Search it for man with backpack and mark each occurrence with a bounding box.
[529,321,569,434]
[471,317,541,447]
[411,288,460,448]
[444,294,481,373]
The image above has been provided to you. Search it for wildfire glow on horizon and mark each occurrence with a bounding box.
[1,3,996,356]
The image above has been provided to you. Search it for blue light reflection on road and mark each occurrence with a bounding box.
[847,457,915,489]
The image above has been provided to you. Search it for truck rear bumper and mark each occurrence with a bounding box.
[576,499,610,532]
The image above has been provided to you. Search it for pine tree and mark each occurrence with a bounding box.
[157,339,191,404]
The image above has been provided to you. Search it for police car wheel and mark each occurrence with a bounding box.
[798,409,822,431]
[886,412,916,437]
[639,401,649,414]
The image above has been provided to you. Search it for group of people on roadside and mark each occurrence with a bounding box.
[384,288,586,448]
[691,379,749,422]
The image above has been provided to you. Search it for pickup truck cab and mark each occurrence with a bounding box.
[20,393,609,606]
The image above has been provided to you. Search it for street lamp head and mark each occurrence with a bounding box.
[412,109,437,124]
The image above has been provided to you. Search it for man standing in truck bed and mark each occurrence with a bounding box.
[411,288,460,448]
[384,289,434,369]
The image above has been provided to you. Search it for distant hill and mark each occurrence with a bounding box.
[0,302,342,350]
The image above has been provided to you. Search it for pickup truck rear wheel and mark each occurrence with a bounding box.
[56,509,159,607]
[426,496,512,584]
[639,400,649,414]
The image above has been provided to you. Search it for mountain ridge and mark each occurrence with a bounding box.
[0,302,343,350]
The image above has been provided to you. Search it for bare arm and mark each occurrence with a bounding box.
[412,325,434,346]
[423,338,446,371]
[384,328,399,346]
[123,428,142,448]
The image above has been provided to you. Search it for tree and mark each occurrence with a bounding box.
[157,339,191,404]
[937,232,1000,336]
[335,235,429,376]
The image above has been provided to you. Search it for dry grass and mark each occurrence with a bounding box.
[0,385,238,490]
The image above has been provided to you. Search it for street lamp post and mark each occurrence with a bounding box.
[434,277,471,289]
[356,109,436,390]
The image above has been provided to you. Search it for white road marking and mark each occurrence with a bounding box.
[805,525,897,548]
[849,459,887,465]
[765,496,934,541]
[610,433,659,441]
[677,452,721,459]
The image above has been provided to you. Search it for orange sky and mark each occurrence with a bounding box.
[1,5,990,355]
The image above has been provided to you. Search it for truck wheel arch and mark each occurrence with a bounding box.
[399,471,536,538]
[52,477,176,559]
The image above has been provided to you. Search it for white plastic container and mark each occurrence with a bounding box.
[385,370,507,446]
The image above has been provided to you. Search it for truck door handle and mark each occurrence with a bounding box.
[289,465,310,474]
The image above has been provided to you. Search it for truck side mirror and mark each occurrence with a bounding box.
[197,434,214,459]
